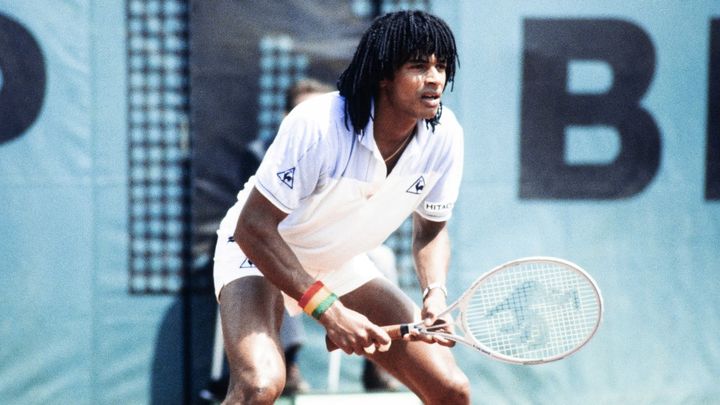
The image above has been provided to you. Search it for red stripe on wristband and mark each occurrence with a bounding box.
[298,280,325,309]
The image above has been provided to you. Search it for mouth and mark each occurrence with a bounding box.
[421,92,441,107]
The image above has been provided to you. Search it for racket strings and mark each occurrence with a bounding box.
[463,261,600,361]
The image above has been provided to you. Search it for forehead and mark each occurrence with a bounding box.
[404,54,444,63]
[403,46,450,60]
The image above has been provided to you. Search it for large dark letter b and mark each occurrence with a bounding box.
[520,19,660,199]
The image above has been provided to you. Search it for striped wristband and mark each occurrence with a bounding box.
[299,281,338,320]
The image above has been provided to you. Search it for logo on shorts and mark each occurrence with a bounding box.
[407,176,426,194]
[277,167,296,189]
[240,258,256,268]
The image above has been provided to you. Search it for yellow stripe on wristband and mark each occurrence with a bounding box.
[303,287,332,317]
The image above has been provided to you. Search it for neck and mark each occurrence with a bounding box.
[382,129,414,163]
[372,92,419,167]
[373,106,416,142]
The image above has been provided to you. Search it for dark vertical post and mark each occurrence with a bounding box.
[706,19,720,200]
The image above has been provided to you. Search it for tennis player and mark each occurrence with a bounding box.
[213,10,469,404]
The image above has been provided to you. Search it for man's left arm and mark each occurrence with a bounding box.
[412,213,455,346]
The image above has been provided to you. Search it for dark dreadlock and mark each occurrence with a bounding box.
[337,10,459,134]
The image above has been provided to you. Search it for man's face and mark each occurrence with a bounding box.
[379,53,447,121]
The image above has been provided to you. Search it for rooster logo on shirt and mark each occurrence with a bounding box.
[407,176,426,194]
[277,167,296,189]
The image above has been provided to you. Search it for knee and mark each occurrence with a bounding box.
[423,370,471,405]
[223,371,285,405]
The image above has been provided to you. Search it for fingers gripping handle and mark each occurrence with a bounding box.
[325,324,411,352]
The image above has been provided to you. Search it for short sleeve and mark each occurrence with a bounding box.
[416,121,464,221]
[254,111,326,213]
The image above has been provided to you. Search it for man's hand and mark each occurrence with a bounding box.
[411,289,456,347]
[319,299,392,355]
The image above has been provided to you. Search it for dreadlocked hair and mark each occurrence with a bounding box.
[337,10,458,134]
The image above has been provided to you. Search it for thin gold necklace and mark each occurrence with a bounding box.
[383,132,413,163]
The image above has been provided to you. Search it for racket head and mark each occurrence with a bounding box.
[458,257,603,365]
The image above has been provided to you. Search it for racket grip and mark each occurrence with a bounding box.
[325,324,409,352]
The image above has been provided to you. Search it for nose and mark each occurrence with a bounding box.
[426,65,444,87]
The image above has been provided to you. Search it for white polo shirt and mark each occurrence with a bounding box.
[217,91,463,276]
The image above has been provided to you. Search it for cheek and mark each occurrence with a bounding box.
[400,78,423,95]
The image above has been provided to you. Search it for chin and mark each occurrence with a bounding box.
[422,110,439,120]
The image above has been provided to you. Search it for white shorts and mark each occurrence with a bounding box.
[213,232,385,315]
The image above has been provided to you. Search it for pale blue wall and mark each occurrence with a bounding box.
[0,1,718,404]
[0,2,181,404]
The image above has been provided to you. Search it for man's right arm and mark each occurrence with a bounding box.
[233,187,310,300]
[233,187,391,355]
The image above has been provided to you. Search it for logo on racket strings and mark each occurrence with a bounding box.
[486,281,580,350]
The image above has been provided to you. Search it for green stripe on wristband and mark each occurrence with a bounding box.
[311,292,338,319]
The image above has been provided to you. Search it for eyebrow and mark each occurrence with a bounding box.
[406,57,428,63]
[406,56,447,64]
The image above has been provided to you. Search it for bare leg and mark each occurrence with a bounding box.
[341,278,471,405]
[219,276,286,405]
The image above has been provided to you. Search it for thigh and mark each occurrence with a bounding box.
[341,278,465,398]
[219,276,286,381]
[340,277,417,326]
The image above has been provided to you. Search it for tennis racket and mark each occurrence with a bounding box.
[327,256,603,365]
